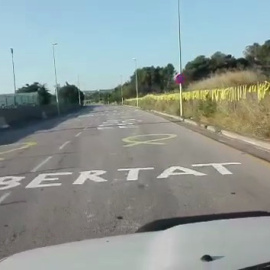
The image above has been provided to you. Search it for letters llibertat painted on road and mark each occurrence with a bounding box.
[0,162,241,191]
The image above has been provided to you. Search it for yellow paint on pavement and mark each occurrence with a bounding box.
[122,134,177,147]
[0,142,37,160]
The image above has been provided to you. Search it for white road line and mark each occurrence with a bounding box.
[0,192,11,204]
[119,125,136,129]
[59,141,71,150]
[75,132,82,137]
[31,156,53,173]
[97,127,113,130]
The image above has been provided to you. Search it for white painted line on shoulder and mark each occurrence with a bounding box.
[0,192,10,204]
[59,141,71,150]
[75,132,82,137]
[31,156,53,173]
[97,127,113,130]
[119,125,136,129]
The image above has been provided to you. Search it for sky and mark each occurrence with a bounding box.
[0,0,269,94]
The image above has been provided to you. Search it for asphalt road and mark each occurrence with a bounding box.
[1,105,270,258]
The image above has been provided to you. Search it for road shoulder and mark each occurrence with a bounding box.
[140,108,270,164]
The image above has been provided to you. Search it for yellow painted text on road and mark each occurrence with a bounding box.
[122,134,177,147]
[0,142,37,160]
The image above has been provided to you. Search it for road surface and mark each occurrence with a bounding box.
[1,105,270,258]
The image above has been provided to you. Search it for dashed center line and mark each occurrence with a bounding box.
[59,141,71,150]
[0,192,10,204]
[31,156,53,173]
[75,132,82,137]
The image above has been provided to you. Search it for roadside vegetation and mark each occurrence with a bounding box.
[16,82,84,106]
[94,39,270,139]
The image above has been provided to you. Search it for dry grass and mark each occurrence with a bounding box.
[125,71,270,139]
[126,95,270,139]
[187,70,267,91]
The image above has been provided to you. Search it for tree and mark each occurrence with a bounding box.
[17,82,52,105]
[122,63,176,97]
[163,63,176,90]
[244,40,270,76]
[58,83,84,105]
[184,55,211,83]
[244,40,270,66]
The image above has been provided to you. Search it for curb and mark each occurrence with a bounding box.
[220,130,270,151]
[151,110,270,153]
[150,110,184,122]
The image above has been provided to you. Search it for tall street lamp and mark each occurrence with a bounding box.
[10,48,17,94]
[178,0,183,117]
[133,58,139,107]
[52,43,60,115]
[120,75,124,105]
[77,75,81,106]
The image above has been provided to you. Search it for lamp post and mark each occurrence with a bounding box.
[52,43,60,115]
[177,0,183,117]
[120,75,124,105]
[77,75,81,106]
[132,58,139,107]
[10,48,17,94]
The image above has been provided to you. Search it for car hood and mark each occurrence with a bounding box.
[1,216,270,270]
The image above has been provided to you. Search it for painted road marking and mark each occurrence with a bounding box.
[31,156,53,173]
[119,125,136,129]
[0,142,37,161]
[59,141,71,150]
[118,167,154,181]
[75,132,82,137]
[157,166,206,178]
[192,163,241,175]
[0,162,242,191]
[97,127,113,130]
[26,172,72,188]
[73,171,108,184]
[122,134,177,147]
[0,192,10,204]
[97,119,141,131]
